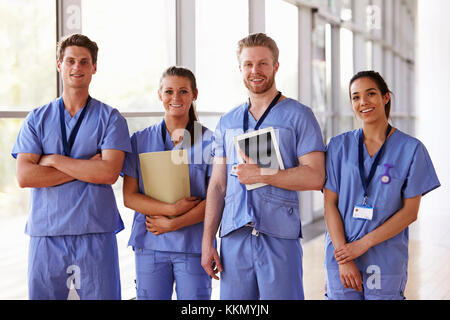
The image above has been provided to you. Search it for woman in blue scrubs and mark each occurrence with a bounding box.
[122,66,213,300]
[323,70,440,300]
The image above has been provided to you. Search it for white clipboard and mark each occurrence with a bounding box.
[233,126,284,190]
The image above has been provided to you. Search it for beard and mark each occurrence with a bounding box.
[243,72,276,94]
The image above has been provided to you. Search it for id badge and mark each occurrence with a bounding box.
[230,163,238,177]
[353,205,374,221]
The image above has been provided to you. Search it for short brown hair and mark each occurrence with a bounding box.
[57,34,99,64]
[236,33,279,64]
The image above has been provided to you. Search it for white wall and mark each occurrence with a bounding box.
[416,0,450,214]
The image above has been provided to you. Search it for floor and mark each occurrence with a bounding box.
[301,209,450,300]
[1,207,450,300]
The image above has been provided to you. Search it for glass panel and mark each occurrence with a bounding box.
[195,0,248,113]
[0,1,56,108]
[0,118,28,299]
[340,28,354,119]
[81,0,173,112]
[311,17,331,220]
[366,40,373,69]
[265,0,299,99]
[340,0,353,22]
[312,17,331,142]
[0,0,56,299]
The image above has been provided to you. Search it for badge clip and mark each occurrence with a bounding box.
[381,164,393,184]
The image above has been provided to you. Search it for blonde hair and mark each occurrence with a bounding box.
[236,33,279,64]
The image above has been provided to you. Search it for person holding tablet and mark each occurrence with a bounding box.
[122,66,213,300]
[201,33,325,300]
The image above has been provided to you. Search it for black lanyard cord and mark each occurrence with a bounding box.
[243,91,282,132]
[358,124,392,202]
[59,96,91,157]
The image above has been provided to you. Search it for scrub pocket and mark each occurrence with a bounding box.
[135,248,160,274]
[257,192,301,238]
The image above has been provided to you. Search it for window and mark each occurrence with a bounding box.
[81,0,173,112]
[340,27,355,133]
[265,0,299,100]
[340,0,353,22]
[195,0,248,113]
[0,0,57,299]
[312,17,331,142]
[0,1,56,108]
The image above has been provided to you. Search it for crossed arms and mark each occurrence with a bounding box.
[16,149,125,188]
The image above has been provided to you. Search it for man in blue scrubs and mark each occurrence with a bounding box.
[201,33,326,299]
[12,34,131,299]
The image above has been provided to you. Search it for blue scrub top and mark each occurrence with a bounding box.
[213,98,325,239]
[122,120,213,254]
[324,129,440,273]
[11,97,132,236]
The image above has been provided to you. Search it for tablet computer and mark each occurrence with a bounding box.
[233,126,284,190]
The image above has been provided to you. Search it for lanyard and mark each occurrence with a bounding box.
[358,124,392,204]
[161,118,191,150]
[243,91,282,132]
[59,96,91,157]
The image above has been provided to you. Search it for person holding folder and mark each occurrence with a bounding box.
[201,33,326,299]
[122,66,213,300]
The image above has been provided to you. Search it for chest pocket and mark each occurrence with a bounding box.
[372,164,405,218]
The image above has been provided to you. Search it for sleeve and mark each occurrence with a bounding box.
[296,107,326,158]
[11,111,42,159]
[121,133,139,180]
[211,116,226,158]
[402,142,441,198]
[101,109,132,153]
[324,138,340,194]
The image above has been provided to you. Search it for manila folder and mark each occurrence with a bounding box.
[139,149,190,204]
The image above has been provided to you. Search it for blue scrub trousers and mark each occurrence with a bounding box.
[220,226,304,300]
[325,268,407,300]
[134,249,211,300]
[28,232,121,300]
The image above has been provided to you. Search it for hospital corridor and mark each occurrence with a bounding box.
[1,0,450,301]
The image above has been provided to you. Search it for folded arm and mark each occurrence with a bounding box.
[122,174,201,217]
[335,195,421,264]
[145,199,206,235]
[16,153,75,188]
[38,149,125,185]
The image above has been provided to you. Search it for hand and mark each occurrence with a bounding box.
[235,149,260,184]
[145,215,175,235]
[338,261,363,292]
[334,239,370,265]
[201,244,223,280]
[236,149,277,185]
[171,197,201,216]
[38,154,59,167]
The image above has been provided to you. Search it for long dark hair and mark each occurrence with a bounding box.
[159,66,199,147]
[349,70,393,119]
